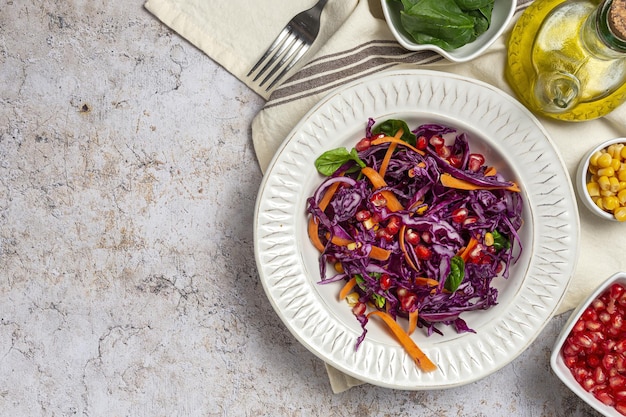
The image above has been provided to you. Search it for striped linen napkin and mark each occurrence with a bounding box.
[146,0,626,393]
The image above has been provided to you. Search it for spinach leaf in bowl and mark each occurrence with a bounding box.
[390,0,494,51]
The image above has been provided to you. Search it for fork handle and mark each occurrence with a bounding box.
[311,0,329,13]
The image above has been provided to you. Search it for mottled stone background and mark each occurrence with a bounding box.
[0,1,602,416]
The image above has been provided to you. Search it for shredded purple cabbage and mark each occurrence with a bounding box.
[306,119,524,349]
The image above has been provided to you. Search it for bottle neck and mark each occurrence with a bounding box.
[583,0,626,58]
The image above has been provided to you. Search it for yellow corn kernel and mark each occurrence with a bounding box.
[620,181,626,191]
[416,205,428,215]
[484,232,494,247]
[345,292,360,306]
[603,196,620,211]
[601,190,616,197]
[590,150,604,166]
[614,206,626,222]
[594,197,605,210]
[621,146,626,160]
[597,152,614,168]
[597,167,615,177]
[612,158,622,171]
[608,144,625,159]
[610,176,621,193]
[598,175,611,191]
[334,262,344,273]
[618,189,626,205]
[590,165,599,175]
[619,169,626,182]
[587,181,601,197]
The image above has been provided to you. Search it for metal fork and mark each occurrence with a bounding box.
[247,0,329,91]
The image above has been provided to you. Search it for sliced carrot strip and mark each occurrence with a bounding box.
[440,173,520,193]
[408,310,419,335]
[367,310,437,372]
[378,129,403,178]
[308,217,325,252]
[414,277,440,287]
[361,167,404,211]
[484,166,497,177]
[328,235,391,261]
[307,179,343,253]
[458,236,479,262]
[339,277,358,301]
[371,135,425,156]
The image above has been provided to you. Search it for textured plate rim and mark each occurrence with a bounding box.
[254,69,580,390]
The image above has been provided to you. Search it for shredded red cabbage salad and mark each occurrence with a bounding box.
[306,119,524,349]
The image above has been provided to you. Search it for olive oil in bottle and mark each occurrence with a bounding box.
[506,0,626,121]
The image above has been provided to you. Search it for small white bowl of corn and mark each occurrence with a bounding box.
[576,138,626,222]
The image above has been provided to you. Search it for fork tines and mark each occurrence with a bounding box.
[247,26,310,91]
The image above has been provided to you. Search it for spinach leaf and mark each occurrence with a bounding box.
[372,119,416,146]
[444,255,465,292]
[314,147,365,176]
[389,0,494,51]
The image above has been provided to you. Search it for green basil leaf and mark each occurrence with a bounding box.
[491,230,511,252]
[444,255,465,292]
[372,119,416,146]
[314,147,366,176]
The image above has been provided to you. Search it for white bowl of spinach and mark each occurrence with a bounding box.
[381,0,517,62]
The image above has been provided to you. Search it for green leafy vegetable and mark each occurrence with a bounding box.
[491,230,511,252]
[389,0,494,51]
[372,119,416,146]
[314,147,366,176]
[444,255,465,292]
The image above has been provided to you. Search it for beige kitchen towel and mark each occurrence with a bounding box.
[146,0,626,393]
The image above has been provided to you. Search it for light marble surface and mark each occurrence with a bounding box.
[0,1,604,416]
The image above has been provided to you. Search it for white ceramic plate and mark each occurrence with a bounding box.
[254,69,580,390]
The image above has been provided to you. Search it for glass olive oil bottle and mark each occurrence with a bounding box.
[506,0,626,121]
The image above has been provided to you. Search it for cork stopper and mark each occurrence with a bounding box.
[609,0,626,41]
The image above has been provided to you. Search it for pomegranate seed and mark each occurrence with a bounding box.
[582,378,596,391]
[352,302,366,316]
[573,320,586,332]
[617,402,626,415]
[355,137,371,151]
[583,306,598,321]
[371,193,387,207]
[416,135,428,150]
[397,288,408,298]
[379,274,392,291]
[376,228,393,242]
[616,355,626,373]
[611,284,626,301]
[593,298,607,311]
[594,366,607,384]
[574,333,594,348]
[585,320,603,331]
[421,232,431,244]
[588,354,602,369]
[615,390,626,402]
[600,311,611,323]
[595,389,616,406]
[400,292,417,311]
[448,155,463,168]
[463,216,478,226]
[429,135,445,148]
[612,314,624,330]
[436,145,451,159]
[405,229,420,245]
[415,244,432,260]
[604,354,618,370]
[468,153,486,172]
[451,207,469,223]
[609,375,626,389]
[386,216,401,235]
[616,340,626,354]
[356,210,371,221]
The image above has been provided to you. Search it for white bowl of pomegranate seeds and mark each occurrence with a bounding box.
[551,272,626,417]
